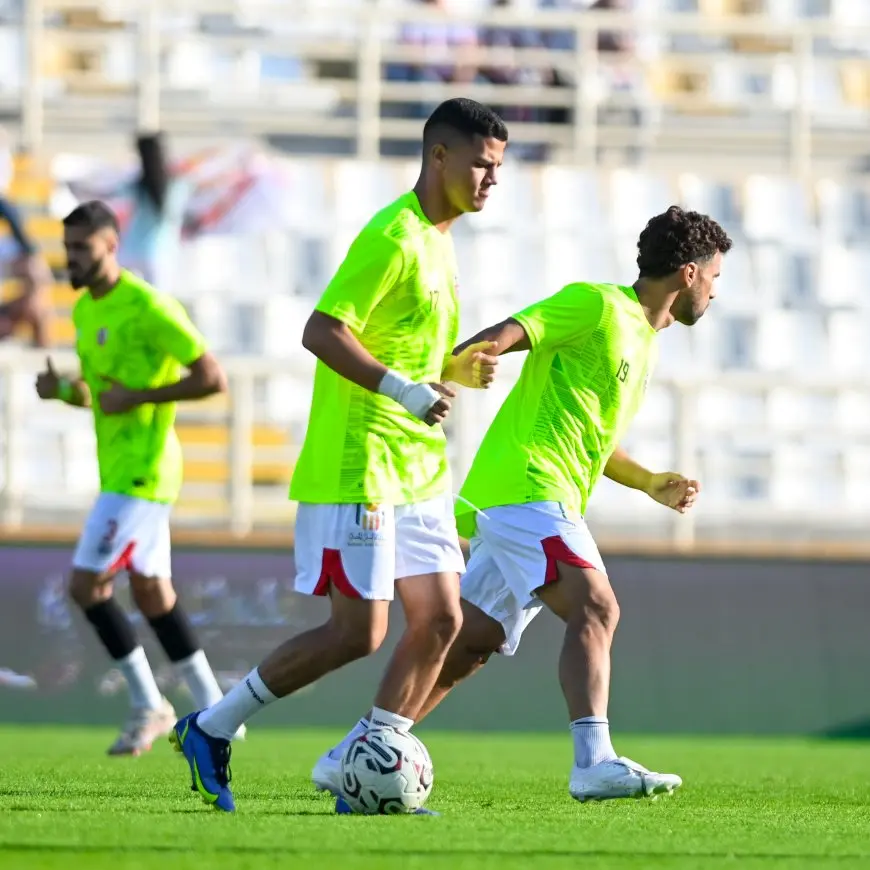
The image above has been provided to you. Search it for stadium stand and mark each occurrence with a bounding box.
[1,1,869,548]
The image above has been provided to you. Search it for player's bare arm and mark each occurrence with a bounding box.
[98,351,227,416]
[452,317,531,359]
[35,356,90,407]
[302,310,454,427]
[604,444,700,514]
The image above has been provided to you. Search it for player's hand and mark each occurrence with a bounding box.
[424,382,456,426]
[445,341,499,389]
[99,379,141,415]
[35,356,60,400]
[645,473,700,514]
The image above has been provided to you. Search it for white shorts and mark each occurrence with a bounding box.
[460,501,607,656]
[294,493,465,601]
[72,493,172,578]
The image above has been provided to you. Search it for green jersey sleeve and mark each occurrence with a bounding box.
[316,231,406,333]
[143,295,207,367]
[512,283,604,351]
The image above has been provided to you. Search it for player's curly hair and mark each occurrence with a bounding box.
[636,206,732,278]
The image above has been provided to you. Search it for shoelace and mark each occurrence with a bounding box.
[209,739,233,787]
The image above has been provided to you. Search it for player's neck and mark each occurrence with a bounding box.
[88,265,123,299]
[632,280,676,331]
[412,180,460,233]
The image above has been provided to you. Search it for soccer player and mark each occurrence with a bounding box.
[170,98,508,812]
[34,200,237,755]
[320,205,733,804]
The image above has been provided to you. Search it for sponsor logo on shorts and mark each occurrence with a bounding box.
[349,504,387,547]
[356,504,385,532]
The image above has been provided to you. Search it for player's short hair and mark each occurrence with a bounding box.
[637,206,733,278]
[422,98,509,151]
[63,200,120,235]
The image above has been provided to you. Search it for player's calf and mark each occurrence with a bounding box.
[70,569,171,751]
[197,597,389,742]
[131,573,227,717]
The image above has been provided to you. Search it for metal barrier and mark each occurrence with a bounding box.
[2,346,870,549]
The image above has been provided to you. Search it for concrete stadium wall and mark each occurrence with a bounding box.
[1,541,868,736]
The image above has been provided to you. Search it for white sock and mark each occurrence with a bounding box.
[174,650,224,710]
[328,717,370,760]
[198,667,277,741]
[570,716,618,768]
[116,647,163,711]
[369,707,414,732]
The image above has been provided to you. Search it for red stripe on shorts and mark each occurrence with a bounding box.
[540,535,599,584]
[312,548,362,599]
[108,542,136,575]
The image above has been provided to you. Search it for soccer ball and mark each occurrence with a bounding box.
[339,725,434,814]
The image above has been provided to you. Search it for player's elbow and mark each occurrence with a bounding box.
[192,353,227,396]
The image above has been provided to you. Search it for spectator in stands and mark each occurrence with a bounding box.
[387,0,482,112]
[479,0,568,160]
[587,0,650,164]
[0,194,52,347]
[118,131,189,293]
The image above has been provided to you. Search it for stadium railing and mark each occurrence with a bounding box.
[1,2,869,171]
[2,346,869,554]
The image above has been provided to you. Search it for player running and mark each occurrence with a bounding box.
[319,205,732,804]
[34,200,238,755]
[170,98,508,812]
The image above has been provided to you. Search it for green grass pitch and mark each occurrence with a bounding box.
[1,726,869,869]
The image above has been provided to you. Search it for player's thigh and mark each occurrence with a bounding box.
[294,502,397,601]
[293,502,395,651]
[394,494,465,629]
[126,502,173,583]
[512,506,617,625]
[479,500,610,624]
[459,535,536,656]
[72,493,163,576]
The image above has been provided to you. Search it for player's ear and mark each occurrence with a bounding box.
[680,262,697,288]
[105,228,119,255]
[429,143,448,170]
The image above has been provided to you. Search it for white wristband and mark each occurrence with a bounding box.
[378,370,440,420]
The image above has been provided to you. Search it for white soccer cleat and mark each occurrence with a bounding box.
[569,756,682,802]
[311,749,342,795]
[107,697,176,756]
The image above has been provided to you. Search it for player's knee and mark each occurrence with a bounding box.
[412,601,463,651]
[68,570,110,609]
[578,585,620,635]
[330,619,387,662]
[129,574,176,618]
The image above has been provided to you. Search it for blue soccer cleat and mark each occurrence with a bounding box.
[169,712,235,812]
[334,796,440,816]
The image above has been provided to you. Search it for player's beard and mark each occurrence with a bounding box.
[69,257,104,290]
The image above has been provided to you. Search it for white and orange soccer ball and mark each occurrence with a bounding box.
[339,725,434,814]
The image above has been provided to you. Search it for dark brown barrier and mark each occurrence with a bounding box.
[1,540,868,735]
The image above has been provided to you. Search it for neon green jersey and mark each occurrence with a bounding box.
[290,192,460,505]
[456,283,657,538]
[73,270,207,503]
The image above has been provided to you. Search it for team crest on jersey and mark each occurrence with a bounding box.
[96,327,108,346]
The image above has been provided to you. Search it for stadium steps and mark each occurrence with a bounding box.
[177,423,292,486]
